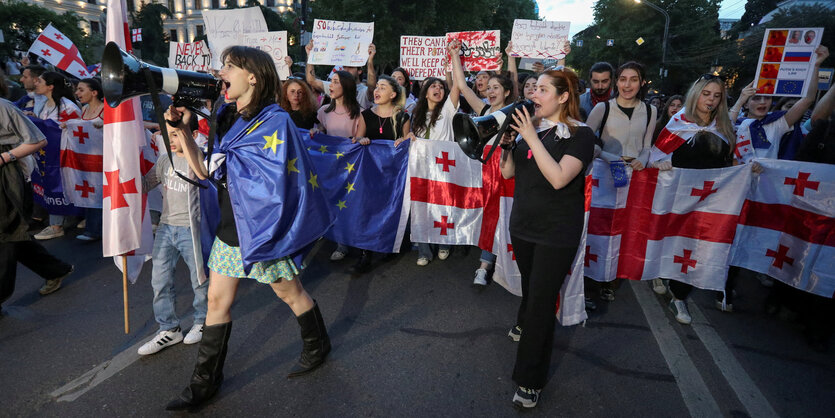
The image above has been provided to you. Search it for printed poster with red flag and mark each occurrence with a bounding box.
[445,30,501,72]
[103,0,154,282]
[752,27,823,97]
[27,23,90,78]
[60,120,103,208]
[729,160,835,298]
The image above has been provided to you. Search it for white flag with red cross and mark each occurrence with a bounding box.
[730,160,835,298]
[27,24,90,79]
[103,0,154,282]
[60,120,103,208]
[131,28,142,43]
[585,159,752,291]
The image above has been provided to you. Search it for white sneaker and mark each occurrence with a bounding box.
[438,249,450,260]
[330,250,346,261]
[416,257,430,266]
[34,226,64,240]
[183,323,204,345]
[137,329,184,355]
[652,278,667,295]
[512,386,541,408]
[669,299,692,325]
[473,268,488,286]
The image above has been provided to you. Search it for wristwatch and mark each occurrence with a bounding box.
[7,152,17,162]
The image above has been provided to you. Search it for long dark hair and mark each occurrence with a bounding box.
[221,46,280,120]
[324,70,360,119]
[391,67,411,96]
[411,77,449,137]
[41,71,79,114]
[79,78,104,103]
[614,61,647,100]
[489,73,516,105]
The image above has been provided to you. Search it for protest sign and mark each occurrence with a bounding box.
[202,7,268,69]
[519,58,557,71]
[399,36,446,80]
[446,30,501,72]
[241,31,291,80]
[509,20,570,59]
[752,27,823,97]
[308,19,374,67]
[168,40,211,72]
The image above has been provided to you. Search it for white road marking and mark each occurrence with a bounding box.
[50,338,146,402]
[689,302,780,418]
[630,281,723,417]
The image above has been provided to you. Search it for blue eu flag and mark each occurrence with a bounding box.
[775,80,803,95]
[28,118,82,216]
[303,132,411,253]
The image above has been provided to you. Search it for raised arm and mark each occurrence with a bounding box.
[365,43,377,92]
[810,83,835,122]
[505,41,519,98]
[730,81,756,121]
[165,106,208,180]
[449,39,487,115]
[785,46,829,126]
[305,41,325,93]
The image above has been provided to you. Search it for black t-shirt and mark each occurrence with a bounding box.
[671,131,732,169]
[289,109,318,130]
[214,108,242,247]
[361,109,408,140]
[509,125,596,248]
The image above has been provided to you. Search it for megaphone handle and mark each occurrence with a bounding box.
[480,114,514,163]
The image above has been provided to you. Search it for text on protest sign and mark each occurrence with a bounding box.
[446,30,501,72]
[753,27,824,97]
[399,36,446,80]
[202,7,268,69]
[510,20,570,59]
[308,19,374,67]
[241,31,291,80]
[168,41,212,72]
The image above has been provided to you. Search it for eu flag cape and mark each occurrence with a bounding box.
[200,104,335,272]
[29,118,83,216]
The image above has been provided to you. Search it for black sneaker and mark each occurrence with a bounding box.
[507,325,522,342]
[512,386,541,408]
[585,297,597,311]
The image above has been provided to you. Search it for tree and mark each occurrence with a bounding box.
[729,0,779,38]
[0,0,103,70]
[131,3,172,66]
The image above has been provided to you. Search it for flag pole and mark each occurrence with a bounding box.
[122,256,129,334]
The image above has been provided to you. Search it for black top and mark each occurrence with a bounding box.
[618,104,634,119]
[671,131,732,169]
[361,109,408,140]
[509,125,596,248]
[289,109,318,130]
[215,107,242,247]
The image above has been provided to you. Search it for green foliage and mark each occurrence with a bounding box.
[0,0,103,71]
[729,0,779,37]
[131,3,172,66]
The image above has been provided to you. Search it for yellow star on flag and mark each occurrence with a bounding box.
[39,149,46,156]
[344,162,356,173]
[334,151,345,159]
[308,171,319,190]
[262,130,284,153]
[318,145,328,154]
[287,157,299,174]
[345,182,356,193]
[245,119,265,135]
[337,200,347,210]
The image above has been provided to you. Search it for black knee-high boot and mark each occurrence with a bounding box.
[287,302,331,378]
[166,322,232,411]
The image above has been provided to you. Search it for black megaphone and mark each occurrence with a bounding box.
[452,100,536,163]
[101,41,221,113]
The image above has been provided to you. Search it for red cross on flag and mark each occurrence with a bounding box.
[585,160,753,291]
[729,160,835,298]
[131,28,142,43]
[103,0,154,282]
[27,23,90,78]
[59,120,103,208]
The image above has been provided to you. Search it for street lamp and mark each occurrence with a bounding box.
[634,0,669,88]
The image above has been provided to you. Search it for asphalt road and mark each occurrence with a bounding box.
[2,230,833,417]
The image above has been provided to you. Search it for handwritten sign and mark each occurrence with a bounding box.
[308,19,374,67]
[752,27,823,97]
[519,58,557,71]
[202,7,268,69]
[241,31,291,80]
[168,40,212,72]
[509,20,570,59]
[399,36,446,80]
[446,30,501,72]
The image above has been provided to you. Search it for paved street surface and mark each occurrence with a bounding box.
[2,231,834,417]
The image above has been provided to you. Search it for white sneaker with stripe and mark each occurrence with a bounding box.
[138,329,184,356]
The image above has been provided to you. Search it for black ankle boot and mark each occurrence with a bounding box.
[349,250,372,274]
[288,302,331,378]
[165,322,232,411]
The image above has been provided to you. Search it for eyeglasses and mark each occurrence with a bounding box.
[699,73,725,82]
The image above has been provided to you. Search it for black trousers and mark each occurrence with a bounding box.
[668,266,740,301]
[511,235,577,389]
[0,239,73,304]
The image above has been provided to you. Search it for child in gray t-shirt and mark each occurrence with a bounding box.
[137,125,208,356]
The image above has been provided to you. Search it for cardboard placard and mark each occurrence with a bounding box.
[202,7,268,69]
[308,19,374,67]
[446,30,501,72]
[509,19,570,59]
[399,36,447,80]
[752,27,823,97]
[240,31,291,80]
[168,40,212,72]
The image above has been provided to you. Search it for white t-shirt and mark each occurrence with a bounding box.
[736,115,790,160]
[419,96,458,141]
[321,80,372,110]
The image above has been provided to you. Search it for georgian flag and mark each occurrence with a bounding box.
[131,28,142,43]
[27,24,90,78]
[60,120,103,208]
[649,109,728,163]
[730,160,835,298]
